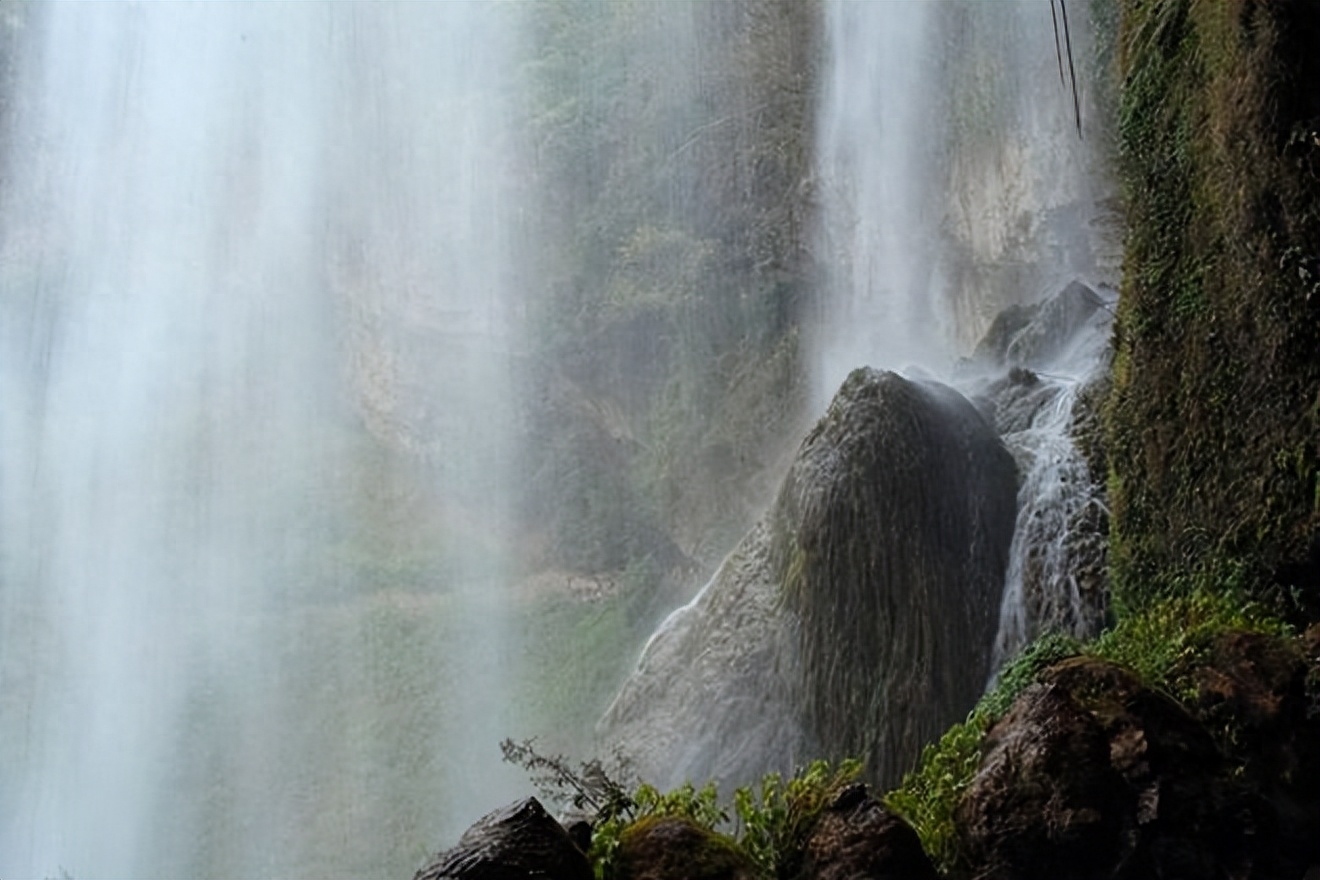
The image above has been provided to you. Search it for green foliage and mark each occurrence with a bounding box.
[733,758,862,879]
[1089,583,1290,702]
[1107,0,1320,618]
[588,780,730,880]
[980,631,1084,718]
[883,714,988,874]
[501,740,859,880]
[882,631,1081,872]
[884,586,1292,874]
[500,738,637,823]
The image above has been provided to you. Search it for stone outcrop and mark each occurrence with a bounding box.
[960,280,1114,667]
[613,817,757,880]
[799,785,940,880]
[413,797,591,880]
[953,646,1320,880]
[599,368,1017,791]
[778,369,1018,787]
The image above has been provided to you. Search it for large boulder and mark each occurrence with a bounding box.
[413,797,591,880]
[599,368,1017,791]
[776,368,1018,786]
[613,816,757,880]
[955,657,1258,880]
[1189,627,1320,876]
[799,786,941,880]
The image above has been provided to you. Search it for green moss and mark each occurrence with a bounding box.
[624,818,748,878]
[1107,0,1320,618]
[881,715,987,874]
[1088,582,1290,702]
[882,632,1082,872]
[883,585,1293,874]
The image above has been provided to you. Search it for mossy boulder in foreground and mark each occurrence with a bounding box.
[947,630,1320,880]
[613,816,757,880]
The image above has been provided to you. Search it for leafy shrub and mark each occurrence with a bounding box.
[882,714,987,874]
[884,587,1292,873]
[733,758,863,879]
[502,741,860,880]
[1088,584,1290,702]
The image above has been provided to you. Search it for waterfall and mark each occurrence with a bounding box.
[812,1,1118,668]
[812,1,943,401]
[0,5,524,877]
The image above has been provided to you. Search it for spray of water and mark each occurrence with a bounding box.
[0,5,524,877]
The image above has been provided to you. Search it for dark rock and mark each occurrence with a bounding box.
[778,368,1018,788]
[955,657,1258,880]
[800,790,941,880]
[1190,628,1320,875]
[969,301,1040,369]
[600,369,1017,793]
[614,816,757,880]
[414,797,591,880]
[1003,280,1105,369]
[566,819,593,855]
[955,680,1128,880]
[965,281,1110,375]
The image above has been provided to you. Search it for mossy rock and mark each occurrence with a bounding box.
[1107,0,1320,616]
[955,656,1253,880]
[774,367,1018,788]
[613,816,757,880]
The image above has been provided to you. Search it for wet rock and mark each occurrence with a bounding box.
[1004,280,1106,369]
[595,518,806,789]
[799,788,941,880]
[414,797,591,880]
[777,368,1018,788]
[956,657,1257,880]
[1190,628,1320,875]
[599,369,1017,791]
[614,816,757,880]
[955,680,1127,880]
[968,301,1040,370]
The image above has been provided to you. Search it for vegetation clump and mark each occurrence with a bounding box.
[883,585,1310,875]
[501,740,861,880]
[1106,0,1320,619]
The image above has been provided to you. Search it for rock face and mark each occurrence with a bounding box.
[413,797,591,880]
[956,657,1257,880]
[961,280,1115,668]
[799,786,941,880]
[596,518,805,788]
[778,369,1018,787]
[599,368,1017,791]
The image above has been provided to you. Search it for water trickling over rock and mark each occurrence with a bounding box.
[599,368,1017,791]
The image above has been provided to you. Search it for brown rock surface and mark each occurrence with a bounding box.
[799,785,940,880]
[414,797,591,880]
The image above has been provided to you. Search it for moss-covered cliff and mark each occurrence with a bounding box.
[1106,0,1320,617]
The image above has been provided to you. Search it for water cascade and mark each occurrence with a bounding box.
[0,5,524,877]
[0,2,1126,874]
[812,2,1118,662]
[601,1,1119,789]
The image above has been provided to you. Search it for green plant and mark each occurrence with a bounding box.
[1089,583,1290,702]
[883,714,987,874]
[501,740,862,880]
[733,758,862,879]
[499,738,637,822]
